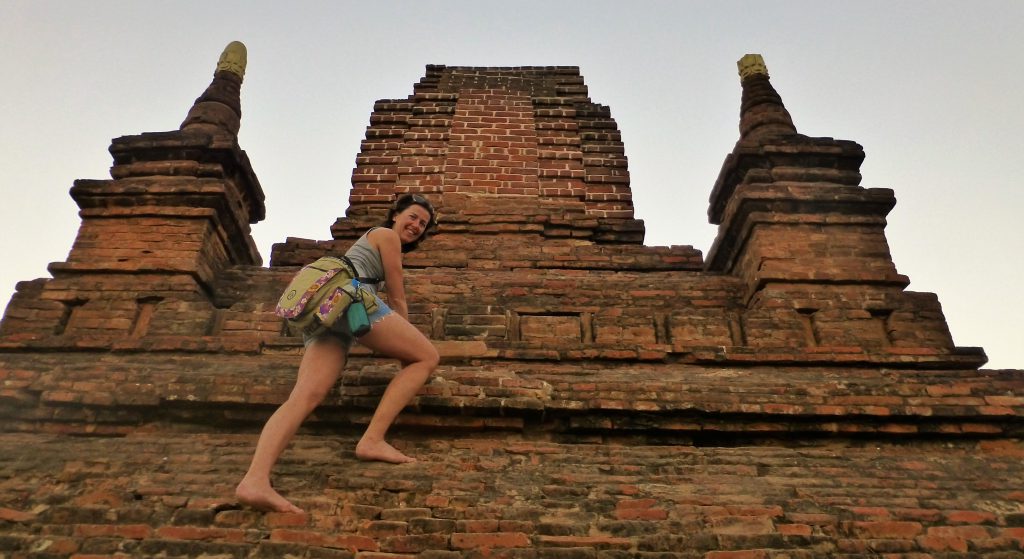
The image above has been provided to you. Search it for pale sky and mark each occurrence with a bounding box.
[2,1,1021,368]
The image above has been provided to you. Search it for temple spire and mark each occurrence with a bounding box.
[180,41,247,135]
[736,54,797,142]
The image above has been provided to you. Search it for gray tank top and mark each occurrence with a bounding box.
[344,228,385,295]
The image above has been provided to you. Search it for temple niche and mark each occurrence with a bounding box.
[0,43,1021,557]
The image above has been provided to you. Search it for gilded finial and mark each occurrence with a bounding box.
[216,41,247,78]
[180,41,246,135]
[737,54,768,80]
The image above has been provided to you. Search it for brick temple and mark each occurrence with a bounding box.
[2,42,1023,557]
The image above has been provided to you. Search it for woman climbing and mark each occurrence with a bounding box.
[236,194,440,513]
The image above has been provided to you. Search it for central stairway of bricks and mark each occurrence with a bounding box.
[3,430,1023,557]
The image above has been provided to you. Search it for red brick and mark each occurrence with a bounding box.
[785,513,837,526]
[705,551,768,559]
[1003,527,1024,538]
[944,510,997,524]
[848,506,891,518]
[927,525,992,539]
[72,524,152,539]
[29,536,81,554]
[0,507,35,522]
[615,506,669,521]
[846,521,923,539]
[359,520,408,538]
[450,532,531,549]
[892,508,942,522]
[614,497,667,520]
[711,516,776,535]
[536,535,633,549]
[155,526,246,542]
[979,440,1024,457]
[777,524,812,537]
[380,533,449,553]
[270,529,378,551]
[985,395,1024,406]
[264,511,310,528]
[916,534,968,552]
[457,519,500,532]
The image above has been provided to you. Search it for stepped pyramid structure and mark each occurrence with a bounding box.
[2,43,1023,557]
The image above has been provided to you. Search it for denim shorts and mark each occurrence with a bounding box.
[302,294,393,349]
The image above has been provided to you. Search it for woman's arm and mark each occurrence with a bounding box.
[369,228,409,320]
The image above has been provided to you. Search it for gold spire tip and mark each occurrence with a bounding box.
[737,54,768,80]
[216,41,247,78]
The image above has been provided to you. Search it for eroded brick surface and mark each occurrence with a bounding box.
[1,433,1023,558]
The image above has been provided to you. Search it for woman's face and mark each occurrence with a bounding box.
[392,203,432,244]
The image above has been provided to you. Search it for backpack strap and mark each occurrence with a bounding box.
[339,254,382,285]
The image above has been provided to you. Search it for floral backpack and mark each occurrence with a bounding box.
[275,256,380,336]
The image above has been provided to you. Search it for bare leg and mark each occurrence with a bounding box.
[353,313,439,463]
[236,335,348,512]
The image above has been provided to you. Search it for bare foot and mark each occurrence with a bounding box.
[235,478,304,513]
[355,439,417,464]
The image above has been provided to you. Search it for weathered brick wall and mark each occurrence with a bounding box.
[1,261,971,368]
[333,65,640,246]
[1,50,1022,557]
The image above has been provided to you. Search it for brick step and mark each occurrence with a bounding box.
[2,353,1022,437]
[0,432,1022,557]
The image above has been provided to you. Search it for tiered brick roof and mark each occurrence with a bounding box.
[1,45,1022,557]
